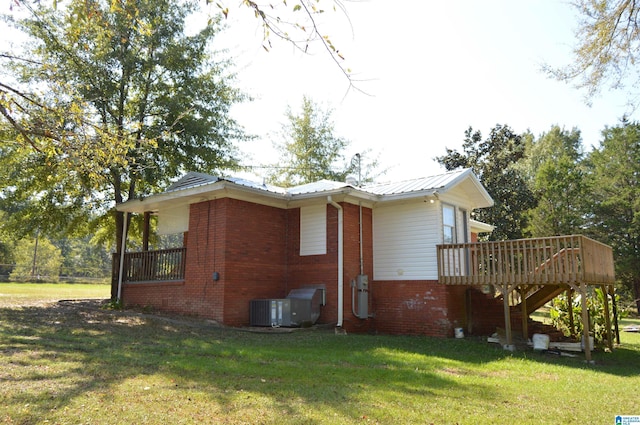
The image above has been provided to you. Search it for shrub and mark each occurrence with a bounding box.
[549,287,617,348]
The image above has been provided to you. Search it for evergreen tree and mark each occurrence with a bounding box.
[520,126,587,236]
[268,95,354,186]
[586,118,640,312]
[436,124,536,241]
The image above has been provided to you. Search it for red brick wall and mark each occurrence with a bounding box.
[465,287,525,336]
[220,198,287,326]
[123,198,287,325]
[341,203,375,333]
[370,280,468,337]
[282,202,375,331]
[285,206,339,324]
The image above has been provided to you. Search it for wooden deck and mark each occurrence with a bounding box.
[437,235,616,360]
[437,235,615,287]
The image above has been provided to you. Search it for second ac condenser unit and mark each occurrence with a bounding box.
[249,287,323,327]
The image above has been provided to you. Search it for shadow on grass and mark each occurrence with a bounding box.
[1,301,638,423]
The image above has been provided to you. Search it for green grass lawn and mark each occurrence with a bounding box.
[0,282,109,306]
[1,283,639,424]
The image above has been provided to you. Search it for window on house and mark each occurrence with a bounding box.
[300,204,327,256]
[443,204,456,244]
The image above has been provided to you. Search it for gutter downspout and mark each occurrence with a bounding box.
[359,202,364,275]
[117,212,128,302]
[327,196,344,328]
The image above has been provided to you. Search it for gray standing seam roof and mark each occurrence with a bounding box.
[164,169,470,197]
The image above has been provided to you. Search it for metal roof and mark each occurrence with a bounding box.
[166,169,470,197]
[363,169,470,196]
[166,172,286,195]
[117,168,493,213]
[165,172,219,192]
[286,180,353,195]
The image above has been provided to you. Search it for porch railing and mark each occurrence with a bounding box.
[112,247,186,284]
[437,235,615,286]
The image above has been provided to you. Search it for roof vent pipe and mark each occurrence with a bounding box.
[327,196,344,328]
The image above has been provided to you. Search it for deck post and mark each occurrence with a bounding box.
[567,288,575,336]
[142,211,151,251]
[501,284,515,351]
[611,285,620,345]
[520,285,528,340]
[580,283,592,362]
[601,284,613,352]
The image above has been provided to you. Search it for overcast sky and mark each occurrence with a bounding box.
[215,0,637,183]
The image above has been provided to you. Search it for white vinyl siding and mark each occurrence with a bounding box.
[300,204,327,256]
[373,202,439,280]
[157,204,189,235]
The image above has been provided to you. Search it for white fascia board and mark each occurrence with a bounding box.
[286,187,378,208]
[116,180,289,213]
[442,170,494,209]
[116,182,224,213]
[377,189,439,204]
[470,219,495,234]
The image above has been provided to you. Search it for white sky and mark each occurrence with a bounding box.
[215,0,637,183]
[1,1,634,184]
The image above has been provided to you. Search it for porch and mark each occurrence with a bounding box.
[437,235,616,361]
[111,247,186,285]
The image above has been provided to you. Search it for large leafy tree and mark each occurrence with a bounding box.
[519,126,588,237]
[545,0,640,107]
[9,236,63,283]
[268,95,360,186]
[586,119,640,312]
[436,124,536,241]
[0,0,247,297]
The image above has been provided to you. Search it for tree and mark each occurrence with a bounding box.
[0,210,16,281]
[519,126,588,237]
[55,236,112,281]
[9,236,63,282]
[435,124,536,241]
[0,0,247,298]
[586,118,640,313]
[268,95,372,186]
[545,0,640,107]
[225,1,356,89]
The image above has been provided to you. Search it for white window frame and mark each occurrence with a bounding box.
[443,204,457,244]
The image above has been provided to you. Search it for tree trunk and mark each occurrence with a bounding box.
[635,277,640,315]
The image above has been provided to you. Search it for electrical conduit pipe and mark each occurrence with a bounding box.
[327,196,343,328]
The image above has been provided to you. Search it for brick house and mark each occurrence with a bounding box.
[113,168,616,347]
[114,168,503,337]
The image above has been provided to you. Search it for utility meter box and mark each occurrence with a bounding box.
[356,274,369,318]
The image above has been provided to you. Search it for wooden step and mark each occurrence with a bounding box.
[523,285,566,315]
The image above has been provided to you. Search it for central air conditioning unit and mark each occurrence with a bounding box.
[250,287,324,327]
[250,299,294,327]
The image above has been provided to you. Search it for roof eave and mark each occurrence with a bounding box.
[116,180,289,213]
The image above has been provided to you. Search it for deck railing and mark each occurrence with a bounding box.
[437,235,615,286]
[112,247,186,284]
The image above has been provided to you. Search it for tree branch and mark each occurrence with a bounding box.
[0,102,42,152]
